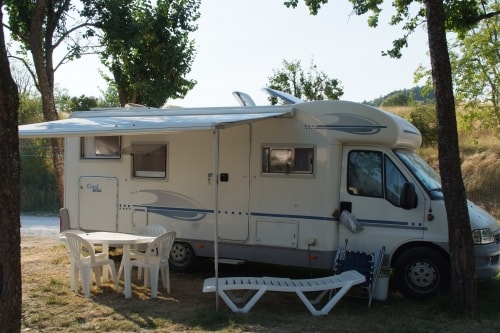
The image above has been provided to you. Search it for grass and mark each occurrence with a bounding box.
[21,237,500,332]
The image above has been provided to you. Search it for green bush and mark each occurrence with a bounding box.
[405,103,439,146]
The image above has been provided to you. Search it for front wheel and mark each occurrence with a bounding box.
[393,247,450,300]
[169,241,198,272]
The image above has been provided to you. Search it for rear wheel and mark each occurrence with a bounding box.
[393,247,450,300]
[169,241,198,272]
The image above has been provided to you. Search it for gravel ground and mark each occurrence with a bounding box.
[20,214,59,238]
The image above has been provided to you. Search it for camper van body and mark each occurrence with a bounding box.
[19,99,500,299]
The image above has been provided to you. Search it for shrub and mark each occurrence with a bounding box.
[405,103,438,146]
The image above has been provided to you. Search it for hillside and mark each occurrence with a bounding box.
[363,86,435,106]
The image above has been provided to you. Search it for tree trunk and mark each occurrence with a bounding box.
[0,1,22,331]
[425,0,477,317]
[30,0,64,205]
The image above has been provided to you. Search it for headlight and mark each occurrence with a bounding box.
[472,229,495,244]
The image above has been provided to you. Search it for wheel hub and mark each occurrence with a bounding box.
[407,261,438,288]
[171,243,188,263]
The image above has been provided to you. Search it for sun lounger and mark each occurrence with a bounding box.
[202,270,366,316]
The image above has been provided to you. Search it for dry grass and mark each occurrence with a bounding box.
[384,105,500,220]
[21,235,500,333]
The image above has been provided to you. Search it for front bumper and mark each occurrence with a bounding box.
[474,240,500,279]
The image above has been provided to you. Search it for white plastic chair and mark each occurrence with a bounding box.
[60,229,103,292]
[64,232,119,298]
[118,224,168,280]
[130,231,176,298]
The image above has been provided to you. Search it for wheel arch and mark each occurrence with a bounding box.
[389,241,450,269]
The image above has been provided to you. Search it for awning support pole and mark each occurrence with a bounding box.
[212,128,220,311]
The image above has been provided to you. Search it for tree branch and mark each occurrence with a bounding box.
[7,53,40,91]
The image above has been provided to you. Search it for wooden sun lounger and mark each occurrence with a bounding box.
[202,270,366,316]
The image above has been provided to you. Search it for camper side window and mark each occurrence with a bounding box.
[347,151,383,197]
[81,136,121,159]
[262,146,314,175]
[132,144,167,178]
[348,150,408,206]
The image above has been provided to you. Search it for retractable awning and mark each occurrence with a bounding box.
[18,104,294,312]
[18,107,294,138]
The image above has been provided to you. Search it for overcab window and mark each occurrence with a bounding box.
[81,136,121,159]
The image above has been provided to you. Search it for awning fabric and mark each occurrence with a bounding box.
[18,107,294,138]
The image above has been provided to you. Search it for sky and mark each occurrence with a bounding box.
[53,1,430,107]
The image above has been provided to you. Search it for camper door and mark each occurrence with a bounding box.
[217,125,250,241]
[78,176,118,231]
[339,146,425,251]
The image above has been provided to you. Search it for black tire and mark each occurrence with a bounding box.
[169,241,198,272]
[393,247,450,300]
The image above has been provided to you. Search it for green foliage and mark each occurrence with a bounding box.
[19,139,59,213]
[18,94,43,125]
[283,0,329,15]
[458,104,500,140]
[68,95,99,111]
[267,59,343,104]
[413,1,500,139]
[405,103,438,147]
[81,0,201,107]
[285,0,486,59]
[18,94,59,212]
[98,84,121,107]
[449,1,500,138]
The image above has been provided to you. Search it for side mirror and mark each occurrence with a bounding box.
[400,182,418,209]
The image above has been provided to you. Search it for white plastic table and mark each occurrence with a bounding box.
[78,231,156,298]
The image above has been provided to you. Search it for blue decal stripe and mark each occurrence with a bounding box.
[359,219,407,226]
[403,129,421,135]
[359,219,426,231]
[251,212,334,221]
[139,205,213,213]
[314,125,387,129]
[135,205,426,231]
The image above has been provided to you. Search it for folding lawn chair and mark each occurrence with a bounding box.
[333,239,385,307]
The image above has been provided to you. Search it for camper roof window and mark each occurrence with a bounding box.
[132,144,167,179]
[81,136,121,159]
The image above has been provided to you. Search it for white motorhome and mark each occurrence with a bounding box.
[19,91,500,300]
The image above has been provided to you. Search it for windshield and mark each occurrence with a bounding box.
[394,149,444,199]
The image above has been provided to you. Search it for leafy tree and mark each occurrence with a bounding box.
[99,83,120,107]
[450,1,500,137]
[414,1,500,138]
[4,0,91,205]
[267,59,343,104]
[68,95,99,111]
[284,0,499,317]
[18,93,43,125]
[81,0,200,107]
[0,0,21,330]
